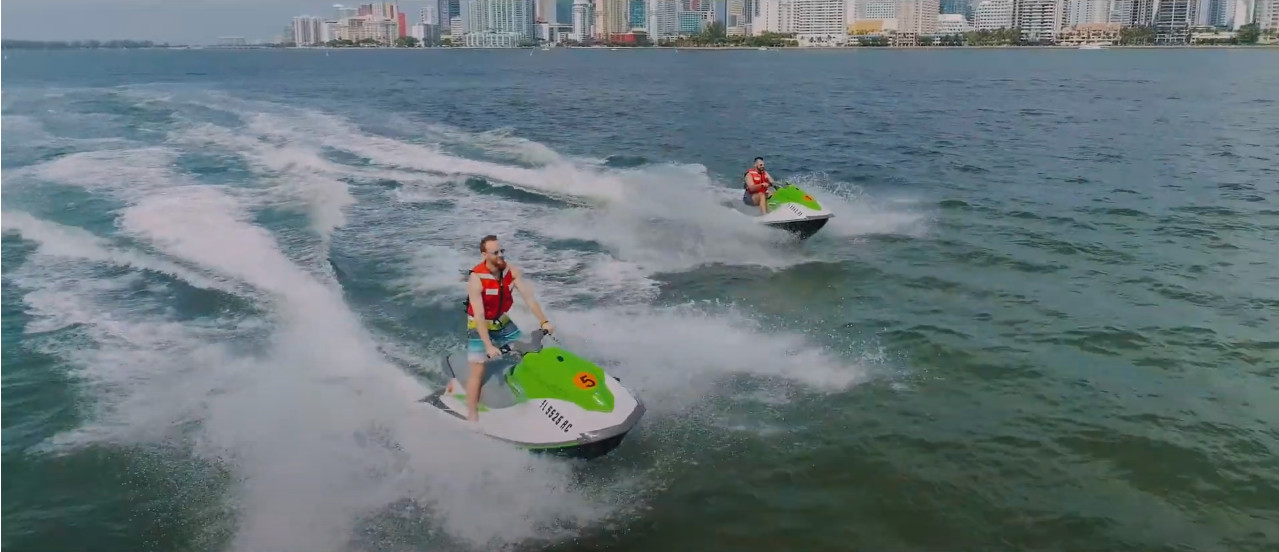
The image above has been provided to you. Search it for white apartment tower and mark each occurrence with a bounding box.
[461,0,536,46]
[1258,0,1278,32]
[792,0,847,41]
[860,0,899,18]
[898,0,940,34]
[974,0,1014,28]
[1151,0,1197,42]
[573,0,594,39]
[1064,0,1112,25]
[594,0,630,37]
[292,16,325,45]
[1013,0,1061,41]
[756,0,795,33]
[647,0,681,38]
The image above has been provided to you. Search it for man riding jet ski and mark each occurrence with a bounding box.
[420,235,645,459]
[740,157,834,240]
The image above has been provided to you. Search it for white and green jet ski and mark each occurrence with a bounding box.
[421,330,645,459]
[735,182,834,240]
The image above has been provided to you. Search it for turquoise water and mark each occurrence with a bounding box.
[3,49,1278,552]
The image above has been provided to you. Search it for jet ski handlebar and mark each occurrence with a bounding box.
[498,328,550,357]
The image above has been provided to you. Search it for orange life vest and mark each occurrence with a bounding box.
[745,168,771,194]
[464,262,514,323]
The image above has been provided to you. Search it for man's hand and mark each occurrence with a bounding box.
[540,320,555,335]
[485,343,501,359]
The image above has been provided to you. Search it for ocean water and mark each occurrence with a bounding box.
[2,48,1277,552]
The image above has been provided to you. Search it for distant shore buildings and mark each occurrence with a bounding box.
[278,0,1276,47]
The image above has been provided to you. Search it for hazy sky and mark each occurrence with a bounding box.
[2,0,428,45]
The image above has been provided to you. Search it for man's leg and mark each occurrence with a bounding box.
[465,361,483,422]
[463,322,521,423]
[465,330,487,422]
[754,192,768,214]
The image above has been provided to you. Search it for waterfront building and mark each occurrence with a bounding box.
[973,0,1013,28]
[1151,0,1197,43]
[1064,0,1111,25]
[292,16,324,45]
[936,12,971,32]
[573,0,594,38]
[792,0,848,44]
[756,0,795,32]
[647,0,681,39]
[1056,21,1120,43]
[1258,0,1278,32]
[1013,0,1062,42]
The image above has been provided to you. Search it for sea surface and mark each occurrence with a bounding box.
[2,48,1277,552]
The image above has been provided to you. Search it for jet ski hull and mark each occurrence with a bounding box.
[421,384,644,460]
[760,215,830,240]
[735,183,835,240]
[420,339,644,460]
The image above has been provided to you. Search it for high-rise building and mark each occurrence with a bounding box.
[292,16,325,45]
[678,10,707,32]
[378,1,400,19]
[438,0,463,26]
[573,0,594,38]
[791,0,846,39]
[728,0,747,32]
[647,0,681,37]
[898,0,940,34]
[859,0,897,19]
[539,0,559,21]
[973,0,1013,28]
[594,0,630,37]
[938,0,967,13]
[713,0,730,23]
[462,0,536,45]
[1112,0,1155,26]
[631,0,649,27]
[422,5,439,23]
[1258,0,1277,32]
[1064,0,1110,25]
[335,4,360,19]
[1013,0,1061,41]
[936,11,971,30]
[1151,0,1197,42]
[757,0,794,32]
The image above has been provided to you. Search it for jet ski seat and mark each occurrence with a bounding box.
[441,353,520,409]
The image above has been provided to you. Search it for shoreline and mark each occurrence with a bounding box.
[6,43,1276,52]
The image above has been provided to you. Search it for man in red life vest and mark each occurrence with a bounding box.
[464,234,554,422]
[743,156,776,215]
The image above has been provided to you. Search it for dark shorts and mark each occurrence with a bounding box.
[743,190,758,206]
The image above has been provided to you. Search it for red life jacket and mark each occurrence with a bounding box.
[745,168,770,194]
[464,262,514,322]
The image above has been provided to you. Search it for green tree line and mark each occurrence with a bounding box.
[2,39,168,49]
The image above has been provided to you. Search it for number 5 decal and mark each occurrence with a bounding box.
[574,372,597,389]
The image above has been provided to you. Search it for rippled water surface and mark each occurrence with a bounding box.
[3,49,1278,552]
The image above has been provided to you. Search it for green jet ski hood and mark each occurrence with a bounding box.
[767,182,824,211]
[508,346,615,413]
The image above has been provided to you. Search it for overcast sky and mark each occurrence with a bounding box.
[2,0,427,45]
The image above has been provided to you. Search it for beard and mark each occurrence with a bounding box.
[493,257,507,271]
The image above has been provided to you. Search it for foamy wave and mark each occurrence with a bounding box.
[547,303,869,413]
[1,210,243,296]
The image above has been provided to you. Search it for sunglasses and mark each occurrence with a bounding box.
[487,248,505,257]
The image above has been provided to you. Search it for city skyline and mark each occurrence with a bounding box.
[2,0,1271,45]
[0,0,437,45]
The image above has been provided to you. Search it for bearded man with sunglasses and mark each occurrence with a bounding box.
[463,234,555,422]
